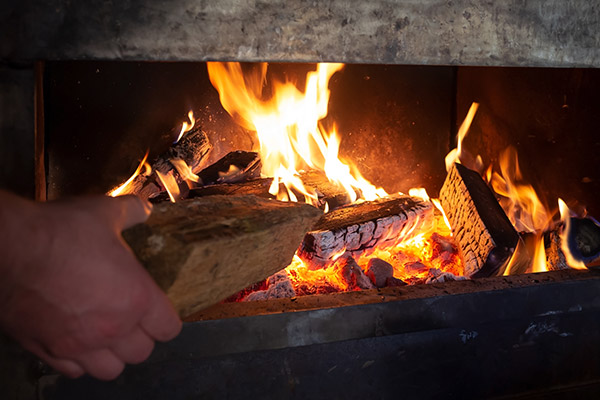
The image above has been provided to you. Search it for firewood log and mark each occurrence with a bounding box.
[196,151,261,186]
[128,127,212,198]
[122,195,322,317]
[544,217,600,270]
[298,195,434,268]
[149,178,275,204]
[439,163,520,278]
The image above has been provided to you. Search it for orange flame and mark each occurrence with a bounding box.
[207,62,387,207]
[170,158,200,187]
[107,150,150,197]
[155,170,180,203]
[558,198,587,270]
[175,111,196,143]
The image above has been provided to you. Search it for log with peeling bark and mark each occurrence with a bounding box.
[126,127,212,199]
[439,163,520,278]
[298,195,435,268]
[122,195,322,317]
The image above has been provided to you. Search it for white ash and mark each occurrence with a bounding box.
[425,268,467,284]
[244,271,296,301]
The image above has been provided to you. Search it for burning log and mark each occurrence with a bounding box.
[123,195,322,317]
[439,163,520,278]
[149,178,275,204]
[298,170,356,210]
[128,127,212,198]
[298,195,435,268]
[196,150,261,186]
[544,217,600,270]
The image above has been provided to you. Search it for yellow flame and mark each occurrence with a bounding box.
[408,187,430,201]
[490,148,551,233]
[108,151,150,197]
[175,111,196,143]
[170,158,200,187]
[445,102,479,172]
[207,62,387,207]
[558,198,587,270]
[155,170,180,203]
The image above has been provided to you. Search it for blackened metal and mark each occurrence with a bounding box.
[456,67,600,218]
[0,64,35,198]
[38,270,600,399]
[2,1,600,67]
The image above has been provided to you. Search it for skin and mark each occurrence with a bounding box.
[0,191,182,380]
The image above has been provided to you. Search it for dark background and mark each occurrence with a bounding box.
[44,62,600,217]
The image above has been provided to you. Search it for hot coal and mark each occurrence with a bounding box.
[335,256,375,290]
[366,258,394,288]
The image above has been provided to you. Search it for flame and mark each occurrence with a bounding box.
[445,102,479,172]
[108,150,150,197]
[155,170,180,203]
[170,158,200,187]
[207,62,387,207]
[558,198,587,270]
[175,111,195,143]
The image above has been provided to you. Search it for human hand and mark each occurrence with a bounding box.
[0,192,182,380]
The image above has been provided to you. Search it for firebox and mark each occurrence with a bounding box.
[2,2,600,399]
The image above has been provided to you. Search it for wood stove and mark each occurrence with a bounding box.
[2,1,600,399]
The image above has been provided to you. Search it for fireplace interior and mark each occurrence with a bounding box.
[2,2,600,399]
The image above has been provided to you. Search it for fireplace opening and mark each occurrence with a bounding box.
[42,61,600,306]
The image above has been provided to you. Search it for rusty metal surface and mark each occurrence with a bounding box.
[1,0,599,67]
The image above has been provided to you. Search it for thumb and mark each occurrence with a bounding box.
[110,195,153,230]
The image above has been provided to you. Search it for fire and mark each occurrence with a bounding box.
[558,199,587,270]
[108,150,150,197]
[155,170,180,203]
[175,111,195,143]
[207,62,387,207]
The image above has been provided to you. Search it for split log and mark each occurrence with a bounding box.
[298,195,434,268]
[439,163,520,278]
[544,227,569,271]
[196,151,261,186]
[127,127,212,199]
[123,195,322,317]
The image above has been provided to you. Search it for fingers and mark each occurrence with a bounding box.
[140,290,182,342]
[110,327,155,364]
[22,341,85,379]
[75,348,125,381]
[111,195,153,229]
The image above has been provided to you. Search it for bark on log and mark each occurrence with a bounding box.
[544,217,600,270]
[298,195,434,268]
[128,127,212,199]
[439,163,519,278]
[123,195,322,317]
[544,227,569,271]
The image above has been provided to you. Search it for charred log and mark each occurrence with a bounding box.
[123,195,322,317]
[544,217,600,270]
[128,127,212,198]
[298,170,356,210]
[149,178,275,204]
[439,163,520,278]
[298,195,434,268]
[196,151,261,186]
